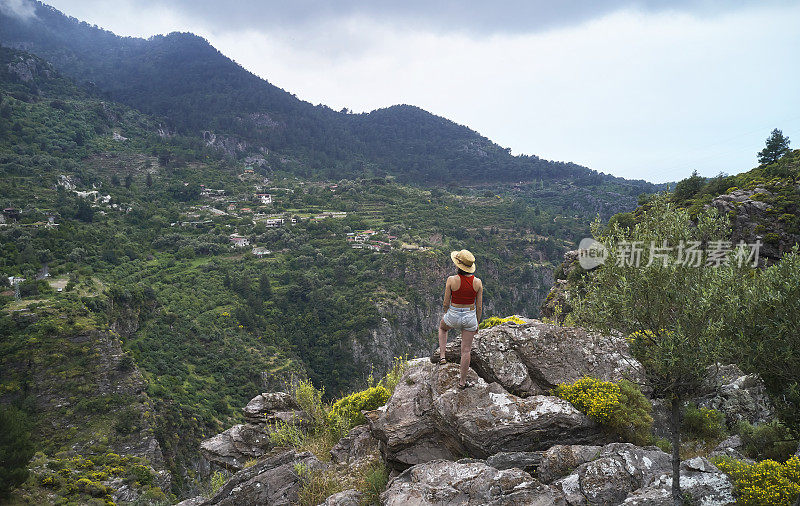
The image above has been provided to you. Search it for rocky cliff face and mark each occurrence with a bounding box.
[708,186,800,263]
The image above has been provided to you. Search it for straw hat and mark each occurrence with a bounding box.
[450,249,476,273]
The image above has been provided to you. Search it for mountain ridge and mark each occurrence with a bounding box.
[0,1,666,188]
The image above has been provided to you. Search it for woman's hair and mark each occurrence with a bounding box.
[456,268,472,276]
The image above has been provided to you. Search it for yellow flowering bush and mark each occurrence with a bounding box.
[554,377,621,424]
[479,315,525,330]
[326,385,390,428]
[554,377,653,444]
[712,456,800,505]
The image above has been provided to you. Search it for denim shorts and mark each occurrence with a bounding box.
[443,306,479,332]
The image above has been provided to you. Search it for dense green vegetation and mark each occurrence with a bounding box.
[0,406,34,499]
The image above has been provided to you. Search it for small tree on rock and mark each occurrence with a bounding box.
[758,128,791,165]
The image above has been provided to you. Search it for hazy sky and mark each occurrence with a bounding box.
[28,1,800,182]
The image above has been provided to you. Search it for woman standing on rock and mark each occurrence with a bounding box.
[438,249,483,389]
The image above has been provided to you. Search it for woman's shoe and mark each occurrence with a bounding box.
[458,380,474,389]
[438,357,447,365]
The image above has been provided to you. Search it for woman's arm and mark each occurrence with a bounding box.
[442,278,452,309]
[475,281,483,321]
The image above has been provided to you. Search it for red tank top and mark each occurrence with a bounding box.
[451,274,477,305]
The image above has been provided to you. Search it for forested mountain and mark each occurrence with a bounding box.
[0,1,664,188]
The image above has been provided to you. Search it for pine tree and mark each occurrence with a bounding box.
[758,128,791,165]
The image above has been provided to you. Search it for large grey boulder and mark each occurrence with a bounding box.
[433,320,645,397]
[708,435,753,463]
[536,445,603,484]
[621,457,735,505]
[201,391,308,471]
[330,424,380,466]
[696,364,774,427]
[190,450,326,506]
[552,443,672,505]
[380,459,567,505]
[200,423,272,471]
[368,359,611,472]
[241,391,306,425]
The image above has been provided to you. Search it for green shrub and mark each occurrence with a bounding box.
[712,455,800,505]
[554,377,653,445]
[478,315,525,330]
[75,477,108,497]
[650,436,672,453]
[114,406,139,434]
[268,419,305,448]
[127,464,153,486]
[359,461,389,504]
[209,470,226,496]
[291,378,326,429]
[738,420,798,462]
[682,404,727,440]
[326,385,390,428]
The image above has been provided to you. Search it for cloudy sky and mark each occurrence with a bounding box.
[33,1,800,182]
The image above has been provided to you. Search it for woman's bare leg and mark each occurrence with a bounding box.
[460,330,476,386]
[438,320,451,360]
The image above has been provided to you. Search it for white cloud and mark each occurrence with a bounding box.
[0,0,36,19]
[43,0,800,182]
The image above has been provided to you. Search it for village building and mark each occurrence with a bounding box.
[229,234,250,248]
[255,193,272,204]
[252,247,271,258]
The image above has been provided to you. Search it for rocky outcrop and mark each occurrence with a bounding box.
[708,435,753,463]
[330,424,380,466]
[553,444,671,505]
[200,392,308,472]
[543,445,736,505]
[180,450,326,506]
[200,424,272,471]
[651,364,775,439]
[381,459,567,505]
[621,457,735,505]
[241,391,306,425]
[368,358,611,472]
[696,363,774,427]
[708,187,798,262]
[434,319,645,396]
[540,250,580,323]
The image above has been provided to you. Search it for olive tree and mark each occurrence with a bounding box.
[572,195,753,504]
